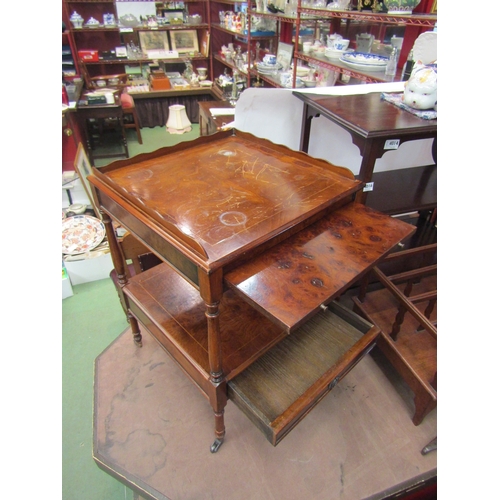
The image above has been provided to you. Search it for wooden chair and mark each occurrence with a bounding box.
[120,92,143,144]
[352,244,437,425]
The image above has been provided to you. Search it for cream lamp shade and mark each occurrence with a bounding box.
[166,104,192,134]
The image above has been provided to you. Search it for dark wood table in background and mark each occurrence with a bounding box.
[198,100,234,136]
[292,91,437,209]
[76,96,129,164]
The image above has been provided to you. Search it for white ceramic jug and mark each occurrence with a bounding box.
[356,33,374,53]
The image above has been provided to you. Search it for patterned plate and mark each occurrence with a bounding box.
[62,215,105,255]
[340,52,389,72]
[340,52,389,66]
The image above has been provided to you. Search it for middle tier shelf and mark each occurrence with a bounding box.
[124,261,288,387]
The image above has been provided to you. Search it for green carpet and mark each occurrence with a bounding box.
[62,278,131,499]
[63,125,200,498]
[94,124,201,167]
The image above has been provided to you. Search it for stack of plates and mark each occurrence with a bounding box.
[325,47,354,60]
[339,52,389,72]
[256,62,282,75]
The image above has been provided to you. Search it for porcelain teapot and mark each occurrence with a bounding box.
[403,63,437,110]
[356,33,374,53]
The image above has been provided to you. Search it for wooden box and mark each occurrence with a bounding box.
[150,75,172,90]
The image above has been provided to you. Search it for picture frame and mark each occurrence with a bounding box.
[138,30,170,52]
[170,30,199,54]
[74,143,100,216]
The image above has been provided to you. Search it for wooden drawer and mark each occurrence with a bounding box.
[227,302,379,446]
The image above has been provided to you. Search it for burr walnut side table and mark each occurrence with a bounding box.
[89,130,414,453]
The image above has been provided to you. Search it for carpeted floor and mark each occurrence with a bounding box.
[63,125,200,499]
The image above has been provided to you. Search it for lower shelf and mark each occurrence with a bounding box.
[228,302,379,445]
[364,164,437,216]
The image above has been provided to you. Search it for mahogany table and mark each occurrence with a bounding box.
[89,130,414,453]
[292,91,437,205]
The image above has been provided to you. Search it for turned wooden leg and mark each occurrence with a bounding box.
[102,211,142,348]
[128,312,142,347]
[205,300,226,453]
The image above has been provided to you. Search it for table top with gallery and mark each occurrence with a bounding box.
[88,129,414,455]
[292,91,437,207]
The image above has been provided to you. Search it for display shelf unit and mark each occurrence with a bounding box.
[63,0,212,89]
[62,30,79,81]
[208,0,436,90]
[290,4,437,84]
[63,0,437,93]
[210,0,280,89]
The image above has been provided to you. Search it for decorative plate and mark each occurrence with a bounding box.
[62,215,105,255]
[340,52,389,71]
[412,31,437,65]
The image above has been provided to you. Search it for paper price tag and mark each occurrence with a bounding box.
[384,139,400,150]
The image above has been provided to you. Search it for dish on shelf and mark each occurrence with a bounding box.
[285,77,304,89]
[119,14,140,28]
[412,31,437,65]
[339,52,389,71]
[85,17,100,28]
[62,215,105,255]
[325,48,353,60]
[302,78,317,88]
[294,66,310,77]
[256,62,282,75]
[200,80,213,87]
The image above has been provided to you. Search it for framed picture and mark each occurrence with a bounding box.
[74,143,100,216]
[138,30,170,52]
[170,30,199,54]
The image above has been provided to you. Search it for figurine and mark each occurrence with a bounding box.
[403,63,437,111]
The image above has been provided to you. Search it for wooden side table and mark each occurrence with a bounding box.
[198,101,234,136]
[89,130,414,453]
[76,97,129,165]
[292,91,437,206]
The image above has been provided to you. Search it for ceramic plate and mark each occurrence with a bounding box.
[340,52,388,72]
[62,215,105,255]
[340,52,389,66]
[325,48,353,60]
[256,62,282,72]
[412,31,437,65]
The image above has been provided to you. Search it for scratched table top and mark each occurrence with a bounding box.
[93,130,361,265]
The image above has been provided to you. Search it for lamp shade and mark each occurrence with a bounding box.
[166,105,192,134]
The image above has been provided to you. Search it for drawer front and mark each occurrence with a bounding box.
[227,302,379,445]
[99,191,200,287]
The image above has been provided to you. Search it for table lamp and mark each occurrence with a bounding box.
[166,104,192,134]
